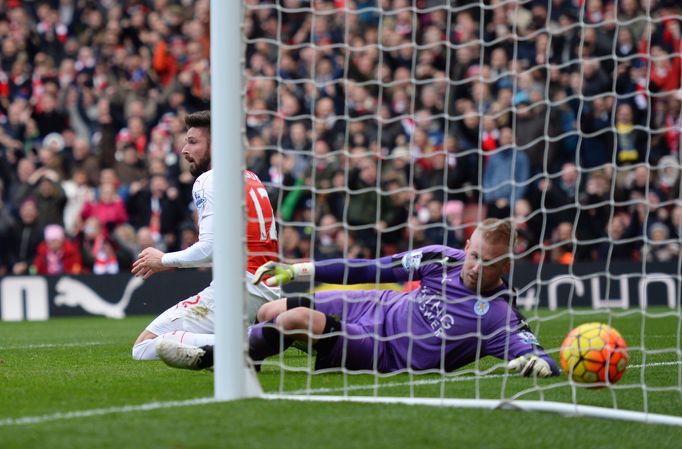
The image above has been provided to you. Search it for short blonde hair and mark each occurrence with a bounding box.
[475,218,516,248]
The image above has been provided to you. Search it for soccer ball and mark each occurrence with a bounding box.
[559,322,629,384]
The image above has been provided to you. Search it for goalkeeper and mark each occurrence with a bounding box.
[162,218,559,377]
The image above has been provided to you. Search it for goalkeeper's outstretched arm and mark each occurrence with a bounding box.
[253,244,455,286]
[252,256,405,287]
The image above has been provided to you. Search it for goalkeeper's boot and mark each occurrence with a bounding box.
[156,340,214,370]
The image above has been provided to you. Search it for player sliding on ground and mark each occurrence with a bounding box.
[158,218,559,377]
[130,110,279,361]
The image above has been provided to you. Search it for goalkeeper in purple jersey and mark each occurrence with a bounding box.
[158,218,558,376]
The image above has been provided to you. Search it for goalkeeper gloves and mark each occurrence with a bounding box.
[507,354,553,378]
[252,261,314,287]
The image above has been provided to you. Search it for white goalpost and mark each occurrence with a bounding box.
[212,0,682,425]
[211,0,261,400]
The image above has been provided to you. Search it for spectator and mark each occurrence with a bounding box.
[581,58,611,97]
[33,224,82,275]
[0,182,16,275]
[38,133,67,178]
[8,198,44,275]
[421,198,457,247]
[78,216,124,274]
[80,182,129,235]
[443,135,479,204]
[669,204,682,239]
[598,213,638,261]
[112,223,139,269]
[514,92,557,174]
[550,221,575,265]
[648,41,681,94]
[115,145,147,187]
[32,93,69,138]
[512,198,538,260]
[576,170,611,260]
[579,96,614,168]
[614,103,647,165]
[442,200,467,249]
[8,158,38,211]
[26,168,67,229]
[179,224,200,251]
[642,222,680,263]
[79,216,137,274]
[651,93,681,158]
[621,164,651,199]
[381,146,411,191]
[378,179,412,252]
[280,226,305,261]
[482,127,531,218]
[618,0,646,42]
[346,156,380,244]
[126,174,186,250]
[62,168,94,236]
[282,122,312,179]
[314,214,343,260]
[136,226,161,251]
[530,162,580,235]
[654,155,681,202]
[64,137,100,186]
[414,150,449,201]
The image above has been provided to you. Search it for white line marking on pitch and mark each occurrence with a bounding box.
[1,361,679,427]
[0,398,219,427]
[0,342,107,350]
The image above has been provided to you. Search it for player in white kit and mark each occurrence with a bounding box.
[131,110,280,361]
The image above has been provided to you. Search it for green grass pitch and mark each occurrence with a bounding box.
[1,309,681,448]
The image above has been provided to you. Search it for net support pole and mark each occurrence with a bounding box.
[211,0,259,400]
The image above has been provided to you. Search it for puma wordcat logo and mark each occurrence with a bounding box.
[54,276,144,319]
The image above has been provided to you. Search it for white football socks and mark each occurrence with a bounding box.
[132,331,216,360]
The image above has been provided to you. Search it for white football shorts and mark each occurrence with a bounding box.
[146,273,282,336]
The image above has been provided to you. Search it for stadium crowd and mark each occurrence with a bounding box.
[0,0,681,277]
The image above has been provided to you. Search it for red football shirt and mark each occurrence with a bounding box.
[245,170,278,273]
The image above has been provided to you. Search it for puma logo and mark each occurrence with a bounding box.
[54,276,144,319]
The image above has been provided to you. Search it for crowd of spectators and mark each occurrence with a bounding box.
[0,0,681,277]
[0,0,209,275]
[244,0,682,265]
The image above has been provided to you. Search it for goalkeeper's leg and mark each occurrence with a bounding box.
[154,300,328,370]
[159,309,384,372]
[249,304,326,365]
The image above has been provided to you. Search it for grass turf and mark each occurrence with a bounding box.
[0,310,680,448]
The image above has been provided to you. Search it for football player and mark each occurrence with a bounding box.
[131,110,279,361]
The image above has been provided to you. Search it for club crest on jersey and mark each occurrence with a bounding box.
[193,189,206,209]
[518,331,539,345]
[474,299,490,316]
[401,251,423,271]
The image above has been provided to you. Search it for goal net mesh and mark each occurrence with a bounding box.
[242,0,682,422]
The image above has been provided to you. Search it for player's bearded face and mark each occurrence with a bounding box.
[190,153,211,177]
[182,127,212,177]
[462,232,510,293]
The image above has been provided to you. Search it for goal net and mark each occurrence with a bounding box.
[238,0,682,425]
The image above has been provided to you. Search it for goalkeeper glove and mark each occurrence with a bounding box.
[507,354,553,378]
[252,261,314,287]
